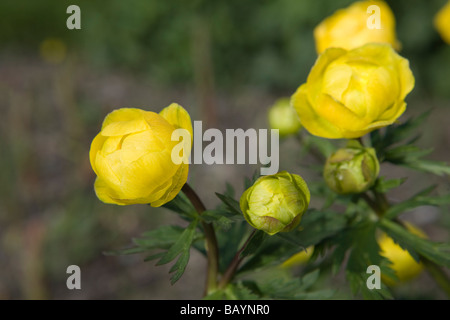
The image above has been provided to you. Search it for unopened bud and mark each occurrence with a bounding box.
[324,143,379,194]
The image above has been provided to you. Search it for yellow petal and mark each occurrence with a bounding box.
[159,103,193,144]
[101,108,146,130]
[150,163,189,207]
[89,133,107,175]
[315,94,366,132]
[101,117,150,137]
[120,130,166,164]
[119,150,179,199]
[292,84,342,139]
[396,57,415,101]
[94,178,126,205]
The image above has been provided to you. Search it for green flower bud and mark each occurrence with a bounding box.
[324,143,380,194]
[268,98,302,137]
[240,171,310,235]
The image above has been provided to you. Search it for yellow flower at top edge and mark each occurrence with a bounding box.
[291,43,414,139]
[314,1,400,54]
[434,1,450,44]
[89,103,193,207]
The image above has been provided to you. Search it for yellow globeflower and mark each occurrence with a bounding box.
[434,1,450,44]
[379,223,426,286]
[292,43,414,139]
[314,1,400,54]
[89,103,192,206]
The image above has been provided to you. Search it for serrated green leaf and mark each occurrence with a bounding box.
[215,192,242,216]
[384,145,433,163]
[380,219,450,268]
[163,191,198,218]
[157,220,198,266]
[169,249,191,285]
[134,225,186,250]
[403,159,450,176]
[385,190,450,220]
[372,110,431,156]
[225,282,260,300]
[201,208,244,229]
[103,246,149,256]
[144,252,166,262]
[241,231,267,258]
[303,134,335,158]
[373,177,407,193]
[299,270,320,291]
[239,209,348,273]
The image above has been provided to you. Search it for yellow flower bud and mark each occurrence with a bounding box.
[434,1,450,44]
[379,223,426,286]
[268,98,302,137]
[239,171,310,235]
[314,1,400,54]
[292,43,414,139]
[324,144,379,194]
[89,103,193,206]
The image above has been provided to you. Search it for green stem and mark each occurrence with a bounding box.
[218,230,257,289]
[361,191,450,298]
[182,183,219,295]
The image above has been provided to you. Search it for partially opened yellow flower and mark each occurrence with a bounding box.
[434,1,450,44]
[292,43,414,139]
[314,1,400,54]
[89,103,193,206]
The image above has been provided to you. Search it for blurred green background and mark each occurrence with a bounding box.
[0,0,449,299]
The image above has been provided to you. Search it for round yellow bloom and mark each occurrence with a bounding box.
[434,1,450,44]
[379,223,426,286]
[268,98,302,137]
[240,171,310,236]
[314,1,400,54]
[292,43,414,139]
[89,103,193,206]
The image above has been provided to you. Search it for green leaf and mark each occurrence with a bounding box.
[163,191,198,219]
[402,159,450,176]
[157,220,198,265]
[371,110,431,156]
[384,145,433,163]
[239,209,348,273]
[385,190,450,220]
[256,269,334,300]
[224,282,260,300]
[303,134,335,158]
[215,192,242,216]
[201,208,245,229]
[244,169,261,190]
[330,221,394,299]
[103,246,149,256]
[241,231,267,258]
[216,221,249,273]
[156,219,199,284]
[380,219,450,268]
[373,177,407,193]
[134,225,186,250]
